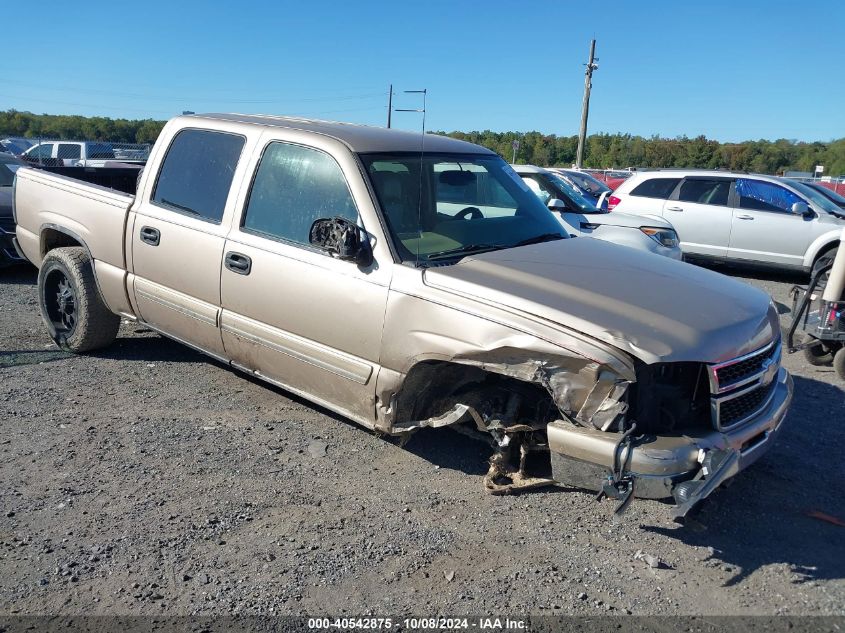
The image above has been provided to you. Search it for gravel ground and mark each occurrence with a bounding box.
[0,262,843,618]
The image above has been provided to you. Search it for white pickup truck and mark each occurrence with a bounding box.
[22,140,145,168]
[11,113,793,518]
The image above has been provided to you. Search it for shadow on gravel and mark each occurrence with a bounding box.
[645,375,845,587]
[0,264,37,284]
[401,427,492,476]
[93,334,207,363]
[0,349,73,368]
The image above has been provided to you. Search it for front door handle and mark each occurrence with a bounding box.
[225,251,252,275]
[139,225,160,246]
[736,214,755,220]
[666,206,683,212]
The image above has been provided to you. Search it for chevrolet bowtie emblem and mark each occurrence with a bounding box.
[760,357,778,387]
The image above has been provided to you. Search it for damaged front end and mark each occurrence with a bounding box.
[386,339,793,519]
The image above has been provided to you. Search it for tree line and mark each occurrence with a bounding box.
[2,109,842,175]
[440,130,845,177]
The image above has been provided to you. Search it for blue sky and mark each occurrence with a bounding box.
[4,0,844,141]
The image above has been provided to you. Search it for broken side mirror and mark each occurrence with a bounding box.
[309,217,373,266]
[547,198,568,212]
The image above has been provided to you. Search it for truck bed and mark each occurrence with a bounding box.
[14,167,134,270]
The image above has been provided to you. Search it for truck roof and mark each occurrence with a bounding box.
[191,113,495,155]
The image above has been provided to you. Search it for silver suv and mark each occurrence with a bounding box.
[610,170,843,274]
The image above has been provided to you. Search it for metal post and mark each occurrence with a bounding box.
[387,84,393,128]
[575,39,598,169]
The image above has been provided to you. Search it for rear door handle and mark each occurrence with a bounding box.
[225,251,252,275]
[666,206,683,212]
[139,225,160,246]
[736,214,755,220]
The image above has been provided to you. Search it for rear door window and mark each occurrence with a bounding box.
[152,129,245,224]
[736,179,803,213]
[678,179,731,206]
[58,144,81,160]
[241,141,358,246]
[630,177,681,199]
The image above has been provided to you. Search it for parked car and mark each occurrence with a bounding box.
[513,165,682,260]
[0,153,28,266]
[802,181,845,209]
[582,169,632,191]
[0,137,36,156]
[22,141,128,167]
[545,167,612,208]
[12,113,792,517]
[609,170,843,275]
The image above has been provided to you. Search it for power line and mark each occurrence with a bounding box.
[1,79,387,105]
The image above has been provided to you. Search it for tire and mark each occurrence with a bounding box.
[803,338,834,366]
[835,348,845,382]
[812,247,838,281]
[37,247,120,353]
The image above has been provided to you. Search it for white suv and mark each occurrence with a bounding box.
[513,165,682,259]
[610,170,843,274]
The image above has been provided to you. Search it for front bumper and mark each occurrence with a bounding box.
[547,367,792,516]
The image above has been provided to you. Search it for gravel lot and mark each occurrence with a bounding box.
[1,261,843,618]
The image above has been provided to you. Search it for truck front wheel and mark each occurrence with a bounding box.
[38,247,119,353]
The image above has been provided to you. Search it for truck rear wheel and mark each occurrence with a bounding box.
[38,247,120,353]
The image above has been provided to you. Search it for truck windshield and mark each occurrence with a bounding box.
[561,170,611,196]
[361,152,566,265]
[545,173,605,214]
[789,181,844,216]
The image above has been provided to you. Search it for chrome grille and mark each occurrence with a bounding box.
[713,340,779,392]
[709,338,781,430]
[717,381,777,428]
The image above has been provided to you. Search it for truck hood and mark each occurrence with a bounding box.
[423,238,778,365]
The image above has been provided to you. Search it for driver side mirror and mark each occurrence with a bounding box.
[547,198,568,212]
[791,201,810,216]
[309,217,373,266]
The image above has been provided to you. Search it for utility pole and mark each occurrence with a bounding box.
[575,39,598,168]
[386,84,394,128]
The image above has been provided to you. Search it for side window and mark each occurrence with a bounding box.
[630,177,681,199]
[152,129,245,224]
[520,176,554,204]
[678,179,731,206]
[242,142,358,246]
[58,144,81,160]
[736,179,802,213]
[31,144,54,159]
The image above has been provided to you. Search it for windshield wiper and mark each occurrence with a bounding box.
[161,198,201,216]
[426,243,505,261]
[512,233,566,247]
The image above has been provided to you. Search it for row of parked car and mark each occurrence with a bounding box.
[513,164,843,277]
[2,137,150,167]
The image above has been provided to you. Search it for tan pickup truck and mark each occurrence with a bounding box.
[12,113,793,518]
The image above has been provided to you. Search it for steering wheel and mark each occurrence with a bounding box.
[455,206,483,220]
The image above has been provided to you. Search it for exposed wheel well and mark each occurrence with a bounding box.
[394,360,556,428]
[41,228,84,261]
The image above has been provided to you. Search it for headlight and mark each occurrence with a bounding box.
[640,227,679,248]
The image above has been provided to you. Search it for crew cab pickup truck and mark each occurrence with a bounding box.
[12,113,793,518]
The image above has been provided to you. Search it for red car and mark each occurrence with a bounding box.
[581,169,633,191]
